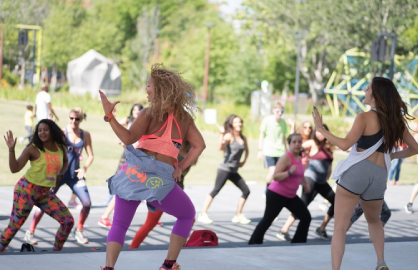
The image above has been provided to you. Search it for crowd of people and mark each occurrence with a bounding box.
[1,71,418,270]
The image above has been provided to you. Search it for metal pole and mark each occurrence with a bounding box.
[293,33,302,122]
[0,16,5,85]
[31,29,37,86]
[389,35,397,80]
[202,28,211,108]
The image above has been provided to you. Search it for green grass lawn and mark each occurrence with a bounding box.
[0,99,417,186]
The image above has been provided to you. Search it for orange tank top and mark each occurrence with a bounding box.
[137,112,182,165]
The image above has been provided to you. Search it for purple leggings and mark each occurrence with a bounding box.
[107,184,195,245]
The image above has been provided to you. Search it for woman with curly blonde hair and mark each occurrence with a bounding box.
[99,63,206,270]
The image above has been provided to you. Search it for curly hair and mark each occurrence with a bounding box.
[147,63,196,121]
[29,119,66,152]
[371,77,414,152]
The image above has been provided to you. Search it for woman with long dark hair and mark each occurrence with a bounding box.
[312,77,418,270]
[197,114,251,225]
[0,119,74,252]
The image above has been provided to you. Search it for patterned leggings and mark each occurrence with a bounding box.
[0,178,74,251]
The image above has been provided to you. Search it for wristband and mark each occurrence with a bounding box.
[287,171,292,177]
[104,113,114,122]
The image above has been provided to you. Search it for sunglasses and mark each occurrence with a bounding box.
[274,110,285,114]
[303,126,312,129]
[69,117,81,122]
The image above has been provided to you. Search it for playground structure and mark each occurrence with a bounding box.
[324,48,418,117]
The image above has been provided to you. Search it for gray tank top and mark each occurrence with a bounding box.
[218,138,245,173]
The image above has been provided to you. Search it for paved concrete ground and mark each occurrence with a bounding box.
[0,183,418,269]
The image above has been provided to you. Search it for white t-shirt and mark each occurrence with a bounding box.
[35,91,51,120]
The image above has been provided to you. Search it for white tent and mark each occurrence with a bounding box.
[67,49,122,98]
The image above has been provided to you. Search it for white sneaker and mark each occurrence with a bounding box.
[231,214,251,224]
[197,212,213,224]
[73,229,89,244]
[24,230,38,245]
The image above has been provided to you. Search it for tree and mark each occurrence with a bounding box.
[242,0,418,103]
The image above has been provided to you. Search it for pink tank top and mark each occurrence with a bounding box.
[268,152,304,198]
[137,112,182,165]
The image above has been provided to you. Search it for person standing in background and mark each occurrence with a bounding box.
[34,84,59,122]
[258,102,288,192]
[19,105,35,145]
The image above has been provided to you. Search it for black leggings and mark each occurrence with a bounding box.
[249,190,311,244]
[209,168,250,199]
[293,177,335,218]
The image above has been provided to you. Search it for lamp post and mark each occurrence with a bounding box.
[202,22,215,108]
[0,13,7,85]
[154,30,162,63]
[377,32,397,80]
[293,31,304,122]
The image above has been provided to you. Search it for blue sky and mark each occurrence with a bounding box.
[211,0,244,15]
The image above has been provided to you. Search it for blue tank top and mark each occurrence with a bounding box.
[64,128,84,179]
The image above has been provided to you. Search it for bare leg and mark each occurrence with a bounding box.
[105,241,123,267]
[101,197,115,219]
[266,166,275,184]
[201,195,214,214]
[331,186,360,270]
[165,233,187,260]
[280,215,296,233]
[360,199,385,264]
[408,183,418,204]
[236,197,247,215]
[319,214,332,231]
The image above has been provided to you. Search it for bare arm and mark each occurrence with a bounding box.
[100,91,150,145]
[283,133,288,151]
[177,121,206,173]
[5,130,34,173]
[273,154,293,181]
[47,103,59,121]
[391,128,418,159]
[239,136,249,167]
[313,108,366,151]
[75,131,94,179]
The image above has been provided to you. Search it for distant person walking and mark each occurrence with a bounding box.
[34,84,59,121]
[387,142,406,186]
[27,108,94,245]
[0,120,74,252]
[249,133,311,244]
[258,102,288,192]
[19,104,35,145]
[312,77,418,270]
[198,114,251,225]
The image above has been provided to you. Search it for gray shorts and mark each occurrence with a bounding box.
[337,159,387,201]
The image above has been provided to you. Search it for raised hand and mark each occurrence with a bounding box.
[4,130,16,150]
[312,106,323,131]
[215,123,225,134]
[99,90,120,115]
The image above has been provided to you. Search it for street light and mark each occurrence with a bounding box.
[0,13,7,85]
[154,29,162,63]
[202,22,215,108]
[293,30,304,122]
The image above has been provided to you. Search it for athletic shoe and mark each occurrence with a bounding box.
[315,227,331,240]
[24,230,38,245]
[100,267,114,270]
[197,212,213,224]
[388,180,394,186]
[376,260,389,270]
[98,217,112,228]
[395,181,401,186]
[276,231,291,241]
[157,222,163,226]
[231,214,251,224]
[404,203,414,214]
[159,262,181,270]
[73,229,88,244]
[68,200,79,208]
